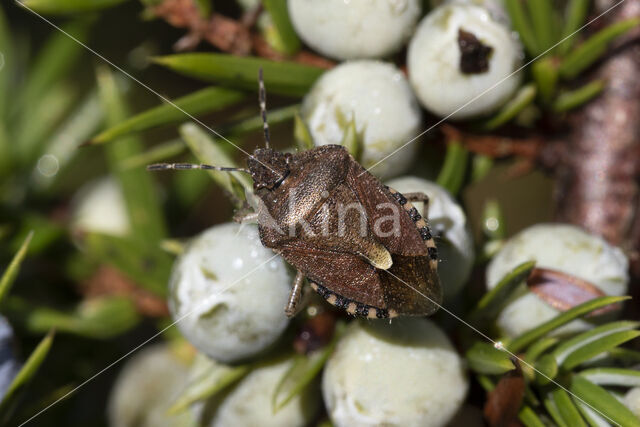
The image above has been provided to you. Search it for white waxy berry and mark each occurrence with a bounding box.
[407,2,523,119]
[288,0,422,60]
[302,60,422,179]
[169,223,291,363]
[322,318,468,427]
[486,223,629,338]
[197,355,319,427]
[107,344,194,427]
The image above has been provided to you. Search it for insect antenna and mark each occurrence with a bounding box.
[258,68,271,149]
[147,163,250,173]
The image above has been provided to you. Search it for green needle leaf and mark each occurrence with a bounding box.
[90,87,245,144]
[15,83,78,165]
[293,114,314,151]
[471,154,493,183]
[31,90,104,191]
[472,261,535,320]
[531,58,558,104]
[97,66,167,242]
[562,330,640,370]
[179,123,253,207]
[526,0,557,52]
[153,54,325,97]
[482,199,506,241]
[553,80,604,113]
[549,388,587,427]
[484,84,537,130]
[543,392,569,427]
[559,0,590,55]
[340,118,360,161]
[525,337,558,363]
[23,297,139,338]
[16,19,91,115]
[518,405,546,427]
[0,231,33,305]
[604,348,640,365]
[504,0,539,56]
[119,140,186,171]
[570,375,640,427]
[0,330,54,415]
[466,341,514,375]
[273,323,344,412]
[436,141,468,196]
[574,398,613,427]
[168,355,250,415]
[273,348,331,412]
[10,215,63,255]
[580,367,640,387]
[508,296,630,353]
[21,0,129,14]
[223,104,299,137]
[559,18,640,79]
[534,353,558,385]
[552,320,640,366]
[262,0,301,55]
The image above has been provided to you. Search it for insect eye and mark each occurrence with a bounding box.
[272,170,290,189]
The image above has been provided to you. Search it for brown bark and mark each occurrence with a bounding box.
[152,0,252,54]
[553,0,640,260]
[152,0,336,68]
[80,265,169,317]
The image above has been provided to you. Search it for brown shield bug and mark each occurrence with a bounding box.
[149,70,442,319]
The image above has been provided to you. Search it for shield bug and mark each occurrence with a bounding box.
[149,70,442,319]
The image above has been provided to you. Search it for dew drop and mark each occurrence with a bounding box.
[37,154,60,177]
[485,217,499,232]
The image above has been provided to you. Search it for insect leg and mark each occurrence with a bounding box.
[285,270,305,318]
[402,192,430,218]
[233,211,259,224]
[146,163,250,173]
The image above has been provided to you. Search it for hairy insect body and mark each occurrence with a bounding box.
[251,145,442,318]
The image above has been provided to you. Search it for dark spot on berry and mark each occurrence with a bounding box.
[458,28,493,74]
